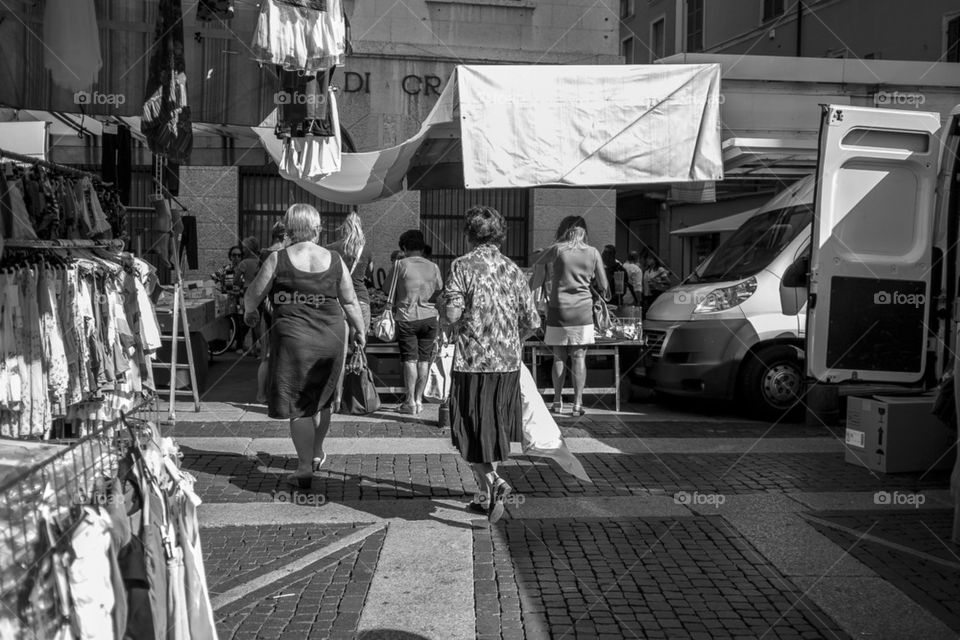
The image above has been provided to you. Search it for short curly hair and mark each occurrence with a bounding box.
[464,205,506,247]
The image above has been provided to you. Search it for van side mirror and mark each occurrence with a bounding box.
[782,256,809,288]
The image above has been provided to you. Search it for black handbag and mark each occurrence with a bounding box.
[340,349,381,415]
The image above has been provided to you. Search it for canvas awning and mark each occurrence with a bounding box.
[671,208,759,236]
[255,63,724,205]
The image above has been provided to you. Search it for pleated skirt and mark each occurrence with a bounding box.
[449,370,521,464]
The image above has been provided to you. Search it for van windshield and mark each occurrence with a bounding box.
[691,205,813,283]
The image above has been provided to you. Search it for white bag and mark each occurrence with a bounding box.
[518,365,592,483]
[423,344,454,404]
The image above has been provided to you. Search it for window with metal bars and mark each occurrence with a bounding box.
[763,0,786,22]
[238,166,351,251]
[419,189,531,276]
[686,0,704,52]
[947,15,960,63]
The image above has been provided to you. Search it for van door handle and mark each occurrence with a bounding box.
[808,293,817,309]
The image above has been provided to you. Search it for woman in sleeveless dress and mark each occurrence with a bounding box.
[244,204,366,489]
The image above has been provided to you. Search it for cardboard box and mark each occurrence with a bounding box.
[844,395,955,473]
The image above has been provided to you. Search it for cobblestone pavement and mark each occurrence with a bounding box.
[474,518,850,640]
[182,412,958,639]
[806,510,960,634]
[182,450,950,504]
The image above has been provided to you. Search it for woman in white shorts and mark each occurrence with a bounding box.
[530,217,609,417]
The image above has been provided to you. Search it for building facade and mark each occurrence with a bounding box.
[0,0,622,280]
[617,0,960,278]
[619,0,960,63]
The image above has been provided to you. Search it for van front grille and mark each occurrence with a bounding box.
[644,330,666,355]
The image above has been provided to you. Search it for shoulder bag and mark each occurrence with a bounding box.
[340,349,381,415]
[372,262,399,341]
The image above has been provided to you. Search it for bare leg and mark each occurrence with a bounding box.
[401,361,417,407]
[551,346,568,406]
[570,346,587,408]
[312,407,332,461]
[414,360,430,405]
[289,416,315,476]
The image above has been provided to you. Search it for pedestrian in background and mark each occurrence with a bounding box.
[529,217,608,418]
[243,204,366,489]
[642,253,672,312]
[623,251,643,306]
[384,230,443,414]
[327,211,373,335]
[235,237,262,355]
[602,244,635,306]
[442,205,540,523]
[256,221,286,403]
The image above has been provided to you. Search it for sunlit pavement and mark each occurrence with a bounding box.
[151,353,958,640]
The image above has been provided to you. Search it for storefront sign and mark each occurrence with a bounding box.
[336,72,448,97]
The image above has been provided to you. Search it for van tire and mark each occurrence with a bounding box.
[739,345,804,421]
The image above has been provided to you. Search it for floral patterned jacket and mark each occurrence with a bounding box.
[444,244,540,373]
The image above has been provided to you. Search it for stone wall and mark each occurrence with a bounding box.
[175,166,239,280]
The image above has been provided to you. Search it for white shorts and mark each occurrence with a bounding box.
[544,325,595,346]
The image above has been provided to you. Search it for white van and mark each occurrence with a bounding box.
[643,104,960,420]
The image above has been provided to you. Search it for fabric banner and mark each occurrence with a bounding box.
[458,64,724,189]
[256,63,723,204]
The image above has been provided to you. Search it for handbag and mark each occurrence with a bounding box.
[591,284,613,336]
[423,339,454,404]
[372,263,399,342]
[340,349,381,415]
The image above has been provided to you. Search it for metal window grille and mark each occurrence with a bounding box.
[419,189,530,276]
[686,0,704,52]
[239,166,351,250]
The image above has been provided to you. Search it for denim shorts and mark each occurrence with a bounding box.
[396,317,438,362]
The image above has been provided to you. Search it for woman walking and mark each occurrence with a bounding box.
[443,206,540,523]
[530,217,608,417]
[244,204,366,489]
[384,229,443,414]
[327,211,374,336]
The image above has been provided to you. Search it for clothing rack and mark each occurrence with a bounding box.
[0,147,102,183]
[0,405,153,597]
[3,238,124,250]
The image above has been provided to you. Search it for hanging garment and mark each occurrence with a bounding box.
[275,67,334,139]
[0,273,23,425]
[251,0,346,72]
[197,0,234,22]
[102,125,133,205]
[19,268,50,438]
[118,452,168,640]
[278,88,342,180]
[173,475,218,640]
[67,508,117,640]
[3,177,39,240]
[141,0,193,164]
[38,265,69,417]
[21,506,74,640]
[42,0,102,92]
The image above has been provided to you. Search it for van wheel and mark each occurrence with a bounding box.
[740,345,804,421]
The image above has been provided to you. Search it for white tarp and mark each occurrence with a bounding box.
[458,64,723,189]
[255,63,724,204]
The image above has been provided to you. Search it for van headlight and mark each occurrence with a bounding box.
[693,277,757,314]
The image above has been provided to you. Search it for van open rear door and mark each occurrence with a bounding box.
[807,105,941,384]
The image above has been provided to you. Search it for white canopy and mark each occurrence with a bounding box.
[255,63,724,204]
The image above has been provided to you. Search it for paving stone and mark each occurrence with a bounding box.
[473,517,851,640]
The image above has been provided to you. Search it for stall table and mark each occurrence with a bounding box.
[365,343,406,393]
[525,340,645,412]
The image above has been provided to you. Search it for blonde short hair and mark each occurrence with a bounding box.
[284,203,321,244]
